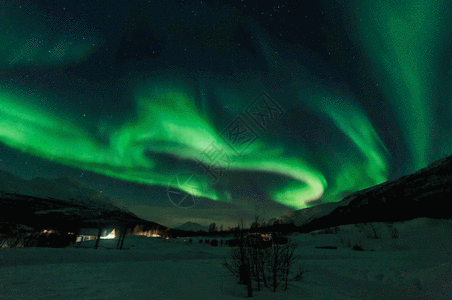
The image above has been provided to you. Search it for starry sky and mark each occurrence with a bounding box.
[1,0,452,228]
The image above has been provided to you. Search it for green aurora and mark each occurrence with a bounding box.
[1,0,451,211]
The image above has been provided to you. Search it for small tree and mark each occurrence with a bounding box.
[208,223,217,233]
[223,219,252,297]
[269,241,283,292]
[250,214,265,230]
[281,240,298,291]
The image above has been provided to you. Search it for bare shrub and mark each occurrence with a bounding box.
[223,219,300,297]
[293,263,311,281]
[352,244,365,251]
[280,240,298,291]
[223,219,252,297]
[355,222,399,240]
[356,223,381,239]
[386,222,399,239]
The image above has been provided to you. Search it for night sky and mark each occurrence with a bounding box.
[1,0,452,228]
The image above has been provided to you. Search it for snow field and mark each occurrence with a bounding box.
[1,218,451,299]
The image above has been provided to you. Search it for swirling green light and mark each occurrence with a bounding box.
[351,0,451,170]
[2,0,449,212]
[0,73,328,209]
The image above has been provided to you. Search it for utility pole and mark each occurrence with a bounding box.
[116,223,127,250]
[116,224,122,250]
[119,227,126,250]
[94,224,102,250]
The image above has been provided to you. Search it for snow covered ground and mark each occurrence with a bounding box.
[1,218,451,299]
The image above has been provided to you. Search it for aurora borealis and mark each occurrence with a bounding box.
[1,0,452,227]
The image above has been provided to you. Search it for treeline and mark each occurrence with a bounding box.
[0,224,79,248]
[168,219,299,238]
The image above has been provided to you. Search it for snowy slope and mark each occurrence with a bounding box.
[281,200,350,227]
[291,155,452,232]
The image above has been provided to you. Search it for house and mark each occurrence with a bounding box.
[75,219,128,249]
[76,227,116,242]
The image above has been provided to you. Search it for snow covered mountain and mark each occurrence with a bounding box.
[0,170,146,228]
[174,221,208,232]
[281,201,351,227]
[0,170,124,212]
[295,155,452,232]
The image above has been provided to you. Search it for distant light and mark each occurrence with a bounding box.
[100,229,116,239]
